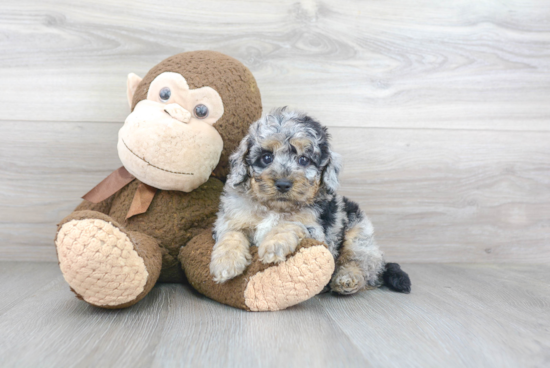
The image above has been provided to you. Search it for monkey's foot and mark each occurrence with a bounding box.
[56,217,150,308]
[181,233,335,312]
[244,243,335,311]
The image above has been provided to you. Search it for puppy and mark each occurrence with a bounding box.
[210,108,411,295]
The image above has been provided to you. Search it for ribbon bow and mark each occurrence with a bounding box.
[82,166,157,219]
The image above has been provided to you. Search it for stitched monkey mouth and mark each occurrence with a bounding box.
[122,138,194,175]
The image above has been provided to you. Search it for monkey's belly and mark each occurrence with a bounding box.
[107,177,223,281]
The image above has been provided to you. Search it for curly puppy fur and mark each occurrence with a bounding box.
[210,108,411,295]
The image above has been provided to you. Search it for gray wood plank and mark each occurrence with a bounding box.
[0,0,549,130]
[150,287,367,368]
[1,121,549,263]
[0,262,61,315]
[331,128,550,264]
[0,276,175,368]
[0,262,548,367]
[319,263,550,368]
[0,265,368,368]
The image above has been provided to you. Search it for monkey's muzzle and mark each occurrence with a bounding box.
[164,103,191,123]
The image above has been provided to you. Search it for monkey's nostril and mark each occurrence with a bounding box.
[275,179,293,193]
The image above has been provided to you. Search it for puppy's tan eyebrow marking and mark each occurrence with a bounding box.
[290,138,313,154]
[262,138,284,152]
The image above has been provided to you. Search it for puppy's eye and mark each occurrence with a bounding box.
[261,153,273,165]
[298,156,310,166]
[194,104,209,119]
[159,87,171,102]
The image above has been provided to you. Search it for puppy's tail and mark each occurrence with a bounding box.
[382,263,411,294]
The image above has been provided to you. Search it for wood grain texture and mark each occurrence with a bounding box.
[0,262,62,315]
[0,262,548,368]
[1,121,548,262]
[1,0,549,262]
[0,0,549,130]
[150,285,365,367]
[321,263,550,368]
[331,128,550,263]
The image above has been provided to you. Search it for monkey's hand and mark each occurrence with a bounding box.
[210,231,251,283]
[258,223,308,264]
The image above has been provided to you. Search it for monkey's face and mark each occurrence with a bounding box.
[118,72,224,192]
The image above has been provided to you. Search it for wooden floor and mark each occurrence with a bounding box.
[0,262,548,368]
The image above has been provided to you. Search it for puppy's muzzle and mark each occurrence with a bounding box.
[275,179,293,193]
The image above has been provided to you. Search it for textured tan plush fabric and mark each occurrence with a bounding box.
[179,231,335,311]
[57,219,148,306]
[244,245,335,311]
[55,211,162,308]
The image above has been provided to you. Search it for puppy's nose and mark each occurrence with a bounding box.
[164,103,191,123]
[275,179,293,193]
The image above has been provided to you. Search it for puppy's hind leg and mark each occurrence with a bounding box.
[330,218,385,295]
[330,261,367,295]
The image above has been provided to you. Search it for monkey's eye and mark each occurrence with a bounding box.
[194,104,209,119]
[261,153,274,165]
[298,156,310,166]
[159,87,171,102]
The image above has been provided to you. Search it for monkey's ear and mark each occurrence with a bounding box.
[126,73,143,108]
[321,151,342,193]
[226,136,252,189]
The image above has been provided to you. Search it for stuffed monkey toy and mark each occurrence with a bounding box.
[54,51,335,311]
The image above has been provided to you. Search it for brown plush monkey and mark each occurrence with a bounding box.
[55,51,335,311]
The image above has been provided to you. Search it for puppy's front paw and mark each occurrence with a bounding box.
[330,264,366,295]
[210,253,251,283]
[210,245,251,284]
[258,236,298,264]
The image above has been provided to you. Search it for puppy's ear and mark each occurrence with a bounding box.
[226,136,252,188]
[321,151,342,193]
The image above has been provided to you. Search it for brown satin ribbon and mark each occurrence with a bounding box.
[82,166,158,219]
[82,166,136,204]
[126,182,158,219]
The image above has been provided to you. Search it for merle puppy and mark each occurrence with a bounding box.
[209,108,410,295]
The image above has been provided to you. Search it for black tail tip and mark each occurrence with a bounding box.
[382,263,411,294]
